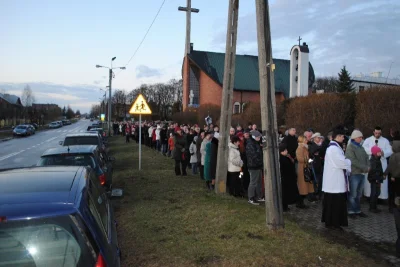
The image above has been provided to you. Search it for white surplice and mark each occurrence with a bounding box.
[362,136,393,199]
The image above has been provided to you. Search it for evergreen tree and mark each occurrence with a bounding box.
[337,65,354,93]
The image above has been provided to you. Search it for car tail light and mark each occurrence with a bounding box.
[99,174,106,186]
[95,253,107,267]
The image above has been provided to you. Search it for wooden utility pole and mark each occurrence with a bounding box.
[178,0,200,55]
[255,0,284,229]
[215,0,239,194]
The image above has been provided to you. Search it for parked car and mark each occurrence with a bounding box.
[62,119,71,125]
[12,124,35,137]
[88,127,107,140]
[0,166,121,267]
[60,132,108,151]
[32,123,39,129]
[37,145,114,189]
[49,121,62,128]
[87,123,100,131]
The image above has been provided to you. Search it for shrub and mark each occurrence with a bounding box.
[197,104,221,127]
[355,86,400,136]
[171,111,198,125]
[285,93,355,135]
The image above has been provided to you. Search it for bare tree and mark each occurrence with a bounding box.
[21,85,36,107]
[112,90,127,118]
[313,77,338,93]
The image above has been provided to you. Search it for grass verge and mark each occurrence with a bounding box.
[109,137,385,267]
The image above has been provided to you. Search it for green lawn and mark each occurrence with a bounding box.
[109,137,383,267]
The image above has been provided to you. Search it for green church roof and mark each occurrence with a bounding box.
[188,50,315,99]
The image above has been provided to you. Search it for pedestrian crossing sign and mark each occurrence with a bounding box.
[129,94,152,115]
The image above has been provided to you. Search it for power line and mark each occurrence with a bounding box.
[116,0,166,77]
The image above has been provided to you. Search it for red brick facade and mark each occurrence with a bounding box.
[183,56,285,112]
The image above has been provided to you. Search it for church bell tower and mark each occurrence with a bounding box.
[289,39,310,97]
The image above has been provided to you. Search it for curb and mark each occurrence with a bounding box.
[0,137,13,143]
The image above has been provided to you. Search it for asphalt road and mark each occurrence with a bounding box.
[0,119,94,170]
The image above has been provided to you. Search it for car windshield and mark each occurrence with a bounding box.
[0,215,95,267]
[38,154,95,168]
[63,137,99,146]
[15,126,27,129]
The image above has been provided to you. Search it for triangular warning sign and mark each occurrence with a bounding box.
[129,94,152,115]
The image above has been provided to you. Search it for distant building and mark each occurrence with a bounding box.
[352,72,400,92]
[181,43,315,113]
[0,93,23,126]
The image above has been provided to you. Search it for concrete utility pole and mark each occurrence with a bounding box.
[255,0,284,230]
[215,0,239,194]
[178,0,199,55]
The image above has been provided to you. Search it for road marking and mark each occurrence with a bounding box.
[0,152,20,162]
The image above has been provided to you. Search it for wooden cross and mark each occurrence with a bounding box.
[178,0,200,55]
[298,36,302,46]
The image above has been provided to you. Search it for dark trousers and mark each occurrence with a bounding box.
[125,134,130,143]
[175,160,187,176]
[199,164,204,180]
[370,182,381,210]
[388,176,400,209]
[227,171,242,197]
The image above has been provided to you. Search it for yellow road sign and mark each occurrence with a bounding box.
[129,94,152,115]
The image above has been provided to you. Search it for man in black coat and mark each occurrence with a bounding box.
[281,128,298,162]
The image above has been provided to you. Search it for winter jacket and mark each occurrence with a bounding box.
[155,126,161,141]
[228,143,243,172]
[168,137,174,151]
[196,135,203,164]
[345,140,369,174]
[388,140,400,179]
[246,137,263,170]
[309,142,324,176]
[189,142,198,163]
[148,126,154,137]
[209,138,219,179]
[160,128,168,144]
[204,141,212,181]
[173,134,186,161]
[368,156,385,183]
[296,143,314,195]
[200,139,211,166]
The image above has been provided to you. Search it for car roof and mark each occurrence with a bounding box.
[41,145,98,156]
[65,133,99,137]
[0,166,88,221]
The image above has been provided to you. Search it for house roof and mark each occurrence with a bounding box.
[0,93,23,106]
[187,50,315,98]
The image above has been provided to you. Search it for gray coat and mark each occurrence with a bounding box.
[345,140,369,174]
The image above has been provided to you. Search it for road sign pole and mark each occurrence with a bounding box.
[139,114,142,171]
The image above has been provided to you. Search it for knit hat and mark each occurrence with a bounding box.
[175,126,182,132]
[350,130,363,139]
[371,145,382,156]
[251,130,262,138]
[236,132,244,138]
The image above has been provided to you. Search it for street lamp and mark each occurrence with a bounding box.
[95,58,126,136]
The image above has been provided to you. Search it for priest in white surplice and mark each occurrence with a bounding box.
[362,127,393,199]
[322,128,352,230]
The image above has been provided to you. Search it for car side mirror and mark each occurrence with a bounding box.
[59,141,63,145]
[109,156,116,162]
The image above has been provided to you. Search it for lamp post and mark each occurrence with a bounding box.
[96,58,126,136]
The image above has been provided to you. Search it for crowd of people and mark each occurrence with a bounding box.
[112,120,400,253]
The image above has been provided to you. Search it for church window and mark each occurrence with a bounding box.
[189,66,200,106]
[233,102,241,114]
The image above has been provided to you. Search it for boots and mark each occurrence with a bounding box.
[296,196,309,209]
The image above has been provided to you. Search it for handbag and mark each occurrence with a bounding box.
[304,165,313,183]
[302,149,313,183]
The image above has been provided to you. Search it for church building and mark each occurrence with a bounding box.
[181,43,315,113]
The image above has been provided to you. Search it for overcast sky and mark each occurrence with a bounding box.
[1,0,399,112]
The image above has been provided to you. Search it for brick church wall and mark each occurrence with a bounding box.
[183,56,286,111]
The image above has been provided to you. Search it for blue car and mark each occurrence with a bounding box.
[0,166,121,267]
[13,124,35,137]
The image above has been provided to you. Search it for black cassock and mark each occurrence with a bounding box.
[279,155,299,206]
